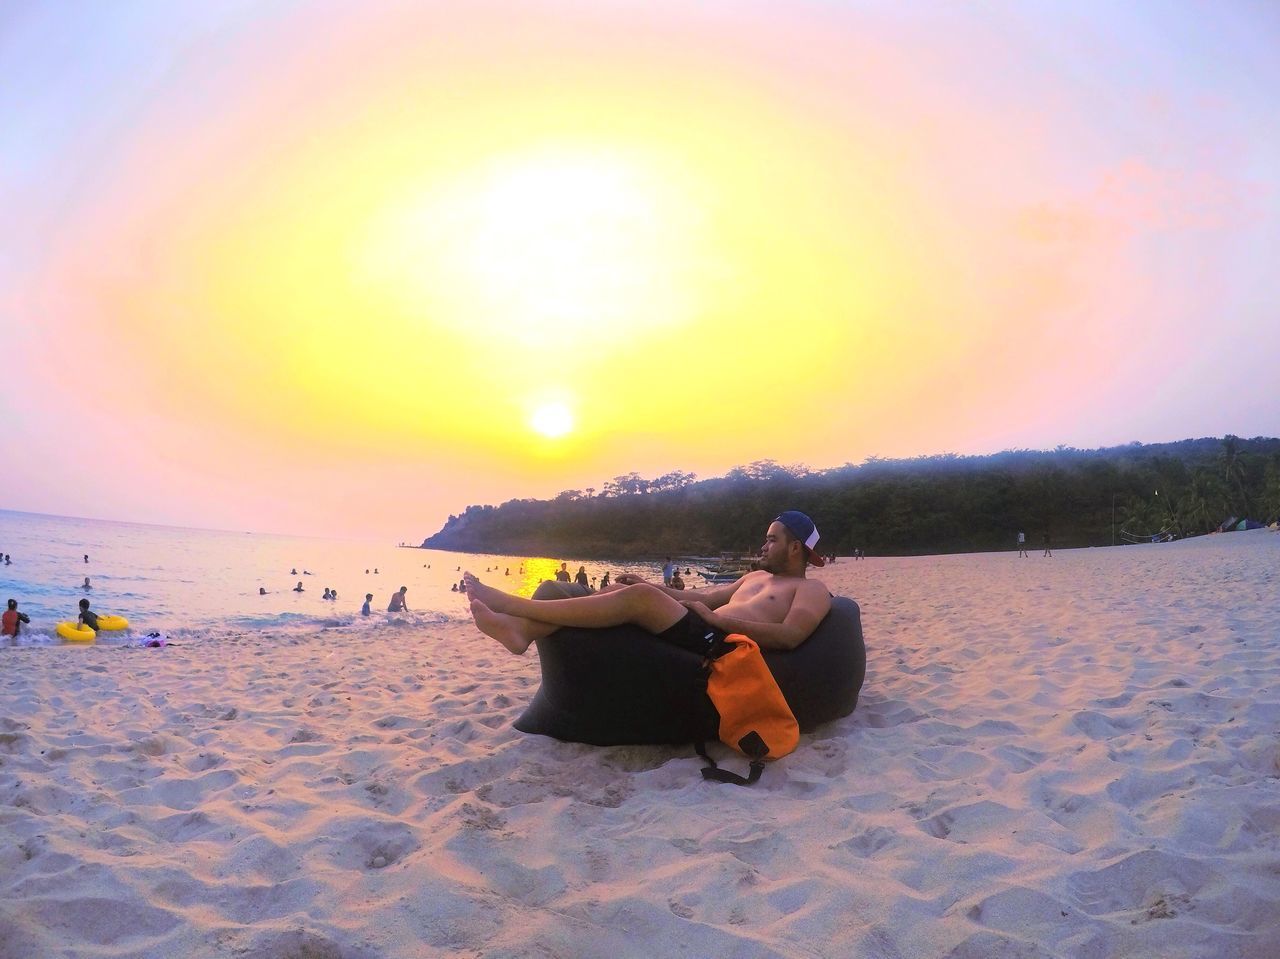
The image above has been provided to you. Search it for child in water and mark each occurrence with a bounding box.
[77,598,100,631]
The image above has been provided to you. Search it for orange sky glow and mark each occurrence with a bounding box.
[2,2,1277,539]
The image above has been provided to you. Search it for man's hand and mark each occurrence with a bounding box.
[679,599,719,628]
[613,573,647,586]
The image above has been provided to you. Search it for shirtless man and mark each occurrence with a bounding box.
[465,511,831,655]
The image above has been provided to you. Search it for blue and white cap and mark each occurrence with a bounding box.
[775,511,824,566]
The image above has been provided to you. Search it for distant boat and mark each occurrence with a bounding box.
[699,570,746,583]
[697,552,757,583]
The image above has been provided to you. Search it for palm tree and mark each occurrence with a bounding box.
[1178,469,1225,534]
[1219,435,1252,517]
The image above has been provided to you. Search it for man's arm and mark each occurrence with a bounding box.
[613,573,745,609]
[690,580,831,651]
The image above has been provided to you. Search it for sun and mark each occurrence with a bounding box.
[530,402,574,439]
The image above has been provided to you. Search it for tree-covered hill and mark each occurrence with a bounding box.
[422,436,1280,558]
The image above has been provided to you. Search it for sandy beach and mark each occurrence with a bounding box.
[3,531,1278,958]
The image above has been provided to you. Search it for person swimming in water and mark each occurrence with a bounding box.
[293,581,304,592]
[361,593,373,615]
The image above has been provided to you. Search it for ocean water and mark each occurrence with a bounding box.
[0,510,659,647]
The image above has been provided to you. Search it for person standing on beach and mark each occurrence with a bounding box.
[662,557,676,586]
[555,563,571,583]
[599,571,610,589]
[574,566,590,588]
[1017,531,1028,558]
[3,599,31,640]
[1043,533,1053,557]
[387,586,409,612]
[464,511,831,656]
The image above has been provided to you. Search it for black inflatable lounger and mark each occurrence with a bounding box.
[514,581,866,746]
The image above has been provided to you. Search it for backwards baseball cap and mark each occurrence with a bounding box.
[775,511,824,566]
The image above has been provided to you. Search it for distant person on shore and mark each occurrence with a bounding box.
[670,570,685,590]
[574,566,589,588]
[82,577,91,589]
[662,558,676,587]
[77,598,100,631]
[361,593,373,615]
[463,511,831,656]
[387,586,409,612]
[1043,533,1053,557]
[1017,531,1028,558]
[293,581,304,592]
[555,563,571,583]
[599,571,610,589]
[3,599,30,640]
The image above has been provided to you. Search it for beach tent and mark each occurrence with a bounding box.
[1235,519,1264,531]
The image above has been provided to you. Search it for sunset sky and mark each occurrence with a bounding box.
[3,1,1277,540]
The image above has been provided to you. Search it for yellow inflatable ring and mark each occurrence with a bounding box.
[96,615,129,631]
[57,622,96,642]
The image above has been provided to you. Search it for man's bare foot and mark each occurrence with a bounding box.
[462,572,516,614]
[469,599,533,655]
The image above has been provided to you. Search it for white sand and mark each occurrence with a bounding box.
[3,530,1279,958]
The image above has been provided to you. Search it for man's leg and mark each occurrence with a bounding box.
[464,573,687,655]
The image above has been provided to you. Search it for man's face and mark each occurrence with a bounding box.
[758,521,800,573]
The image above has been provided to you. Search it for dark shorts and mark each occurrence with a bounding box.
[656,609,727,658]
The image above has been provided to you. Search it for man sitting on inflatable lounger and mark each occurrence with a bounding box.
[464,511,831,655]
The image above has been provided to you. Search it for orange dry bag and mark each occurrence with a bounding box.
[698,633,799,786]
